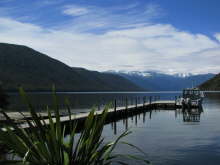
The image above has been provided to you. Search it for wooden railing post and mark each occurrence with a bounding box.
[98,103,100,110]
[114,99,117,113]
[175,96,177,106]
[149,96,152,105]
[135,97,138,109]
[125,97,128,110]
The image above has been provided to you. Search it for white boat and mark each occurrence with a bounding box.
[180,88,204,108]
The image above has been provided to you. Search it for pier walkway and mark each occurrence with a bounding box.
[1,96,200,129]
[16,100,180,129]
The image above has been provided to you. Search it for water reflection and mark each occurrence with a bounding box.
[182,108,203,122]
[101,93,220,165]
[110,107,204,135]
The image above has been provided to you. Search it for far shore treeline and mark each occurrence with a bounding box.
[199,73,220,91]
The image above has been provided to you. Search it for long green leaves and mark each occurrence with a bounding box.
[0,88,150,165]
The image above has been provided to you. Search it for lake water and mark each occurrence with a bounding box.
[102,92,220,165]
[6,92,220,164]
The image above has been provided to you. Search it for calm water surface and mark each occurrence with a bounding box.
[102,92,220,165]
[7,92,220,164]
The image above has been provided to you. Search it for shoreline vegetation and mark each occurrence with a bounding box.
[0,87,150,165]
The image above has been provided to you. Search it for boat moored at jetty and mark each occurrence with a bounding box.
[179,88,204,108]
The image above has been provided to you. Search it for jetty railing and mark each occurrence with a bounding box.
[8,95,179,112]
[1,95,182,125]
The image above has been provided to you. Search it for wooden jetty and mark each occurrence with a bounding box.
[18,101,195,129]
[1,96,200,130]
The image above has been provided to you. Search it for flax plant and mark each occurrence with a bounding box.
[0,87,150,165]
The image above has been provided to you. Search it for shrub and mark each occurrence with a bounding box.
[0,87,150,165]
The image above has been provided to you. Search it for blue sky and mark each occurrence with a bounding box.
[0,0,220,74]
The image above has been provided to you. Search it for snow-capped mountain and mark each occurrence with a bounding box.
[173,73,193,78]
[118,71,152,77]
[105,70,215,91]
[109,70,195,78]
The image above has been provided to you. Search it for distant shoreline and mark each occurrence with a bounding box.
[7,91,181,94]
[6,90,220,95]
[6,90,179,94]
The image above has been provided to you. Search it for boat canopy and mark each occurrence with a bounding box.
[182,88,203,100]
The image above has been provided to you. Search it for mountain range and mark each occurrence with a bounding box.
[0,43,217,92]
[0,43,142,91]
[106,71,215,91]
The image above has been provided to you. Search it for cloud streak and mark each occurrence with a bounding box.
[63,5,89,16]
[58,3,162,33]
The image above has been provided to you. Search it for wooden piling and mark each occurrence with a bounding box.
[135,97,138,109]
[125,97,128,110]
[114,99,117,115]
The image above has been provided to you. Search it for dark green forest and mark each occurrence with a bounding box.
[0,84,8,109]
[0,43,142,92]
[200,73,220,90]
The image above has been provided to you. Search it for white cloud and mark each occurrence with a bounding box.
[63,5,89,16]
[40,0,64,5]
[215,33,220,42]
[58,3,161,33]
[0,15,220,75]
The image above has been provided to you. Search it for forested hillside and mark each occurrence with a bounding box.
[0,43,142,91]
[199,73,220,90]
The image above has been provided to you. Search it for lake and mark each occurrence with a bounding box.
[101,92,220,165]
[6,91,220,164]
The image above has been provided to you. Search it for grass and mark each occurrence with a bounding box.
[0,87,151,165]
